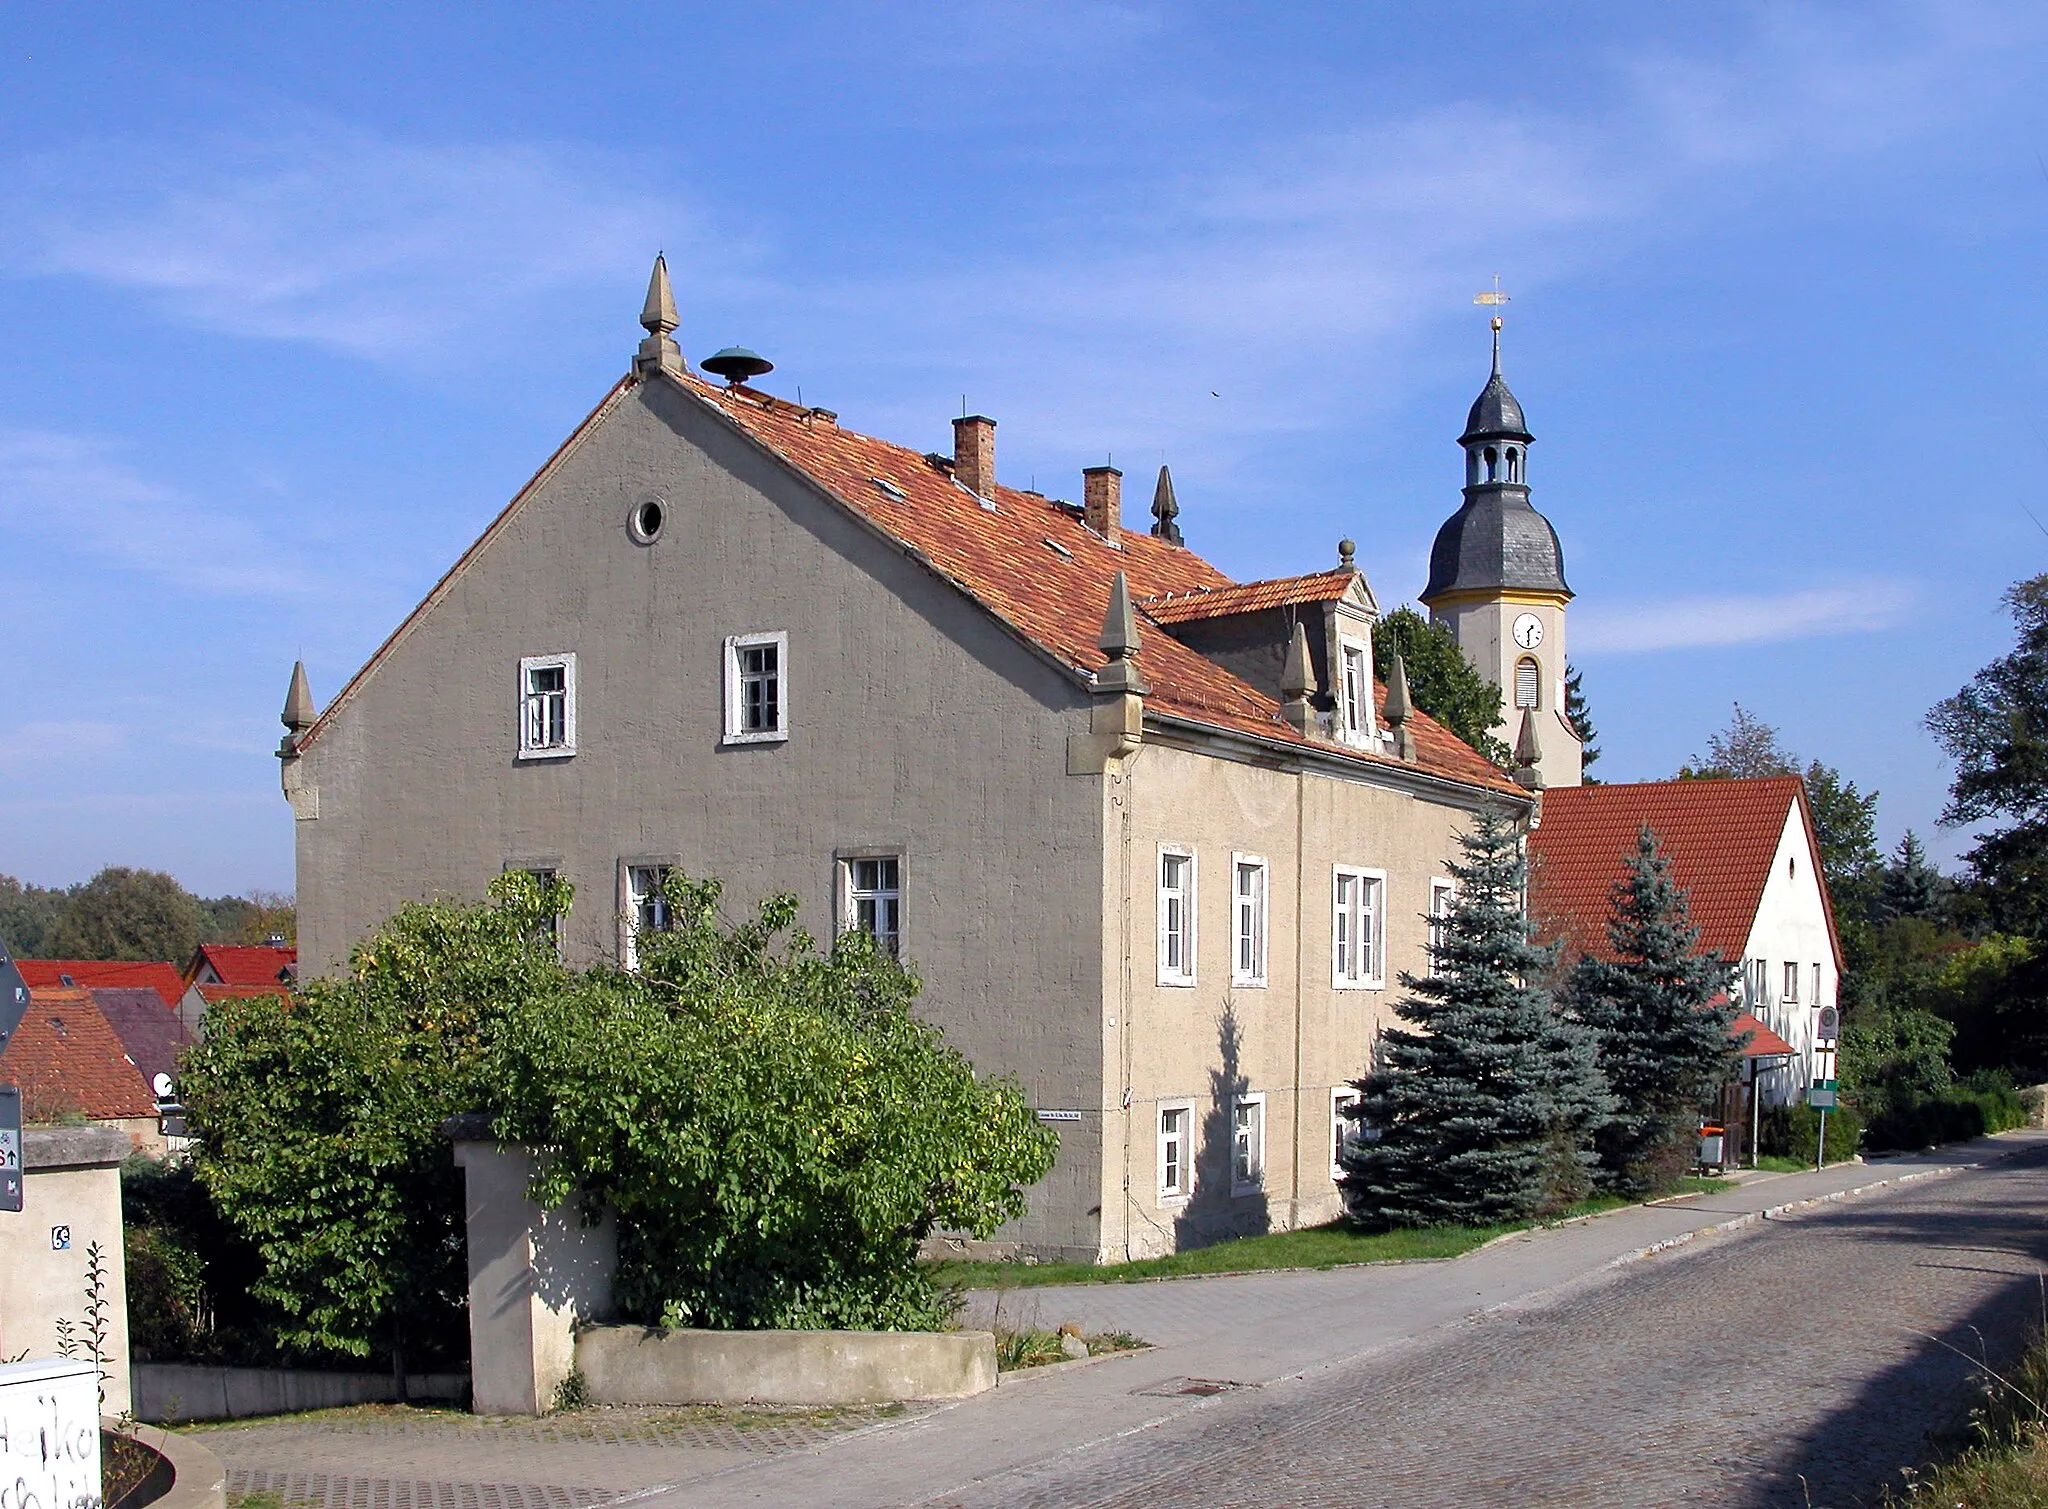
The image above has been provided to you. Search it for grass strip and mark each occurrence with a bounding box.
[934,1179,1722,1290]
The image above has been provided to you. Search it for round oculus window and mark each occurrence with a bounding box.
[628,495,666,544]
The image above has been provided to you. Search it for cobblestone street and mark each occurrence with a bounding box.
[920,1139,2048,1508]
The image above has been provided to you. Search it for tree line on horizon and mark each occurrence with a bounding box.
[0,866,295,964]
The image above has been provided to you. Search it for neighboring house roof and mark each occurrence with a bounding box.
[1137,569,1361,625]
[295,371,1522,798]
[187,943,298,988]
[191,983,289,1006]
[0,986,156,1122]
[87,987,194,1089]
[1729,1011,1795,1058]
[16,959,185,1012]
[1528,776,1836,965]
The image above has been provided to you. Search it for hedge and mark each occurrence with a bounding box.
[1757,1102,1863,1164]
[1863,1087,2027,1151]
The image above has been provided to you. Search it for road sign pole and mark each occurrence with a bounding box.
[1816,1106,1827,1173]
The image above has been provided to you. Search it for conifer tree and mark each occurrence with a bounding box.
[1340,807,1610,1227]
[1567,825,1738,1196]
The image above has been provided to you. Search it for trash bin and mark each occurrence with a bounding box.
[1697,1125,1726,1170]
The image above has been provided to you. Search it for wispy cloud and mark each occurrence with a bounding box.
[0,719,128,772]
[1573,581,1918,654]
[0,429,311,596]
[0,129,685,363]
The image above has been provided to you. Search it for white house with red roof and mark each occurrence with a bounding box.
[1528,775,1842,1108]
[279,257,1535,1260]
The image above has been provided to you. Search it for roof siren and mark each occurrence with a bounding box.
[702,347,775,387]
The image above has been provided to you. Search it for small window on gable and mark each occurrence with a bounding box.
[1813,962,1823,1005]
[1783,962,1800,1004]
[1428,879,1456,978]
[1159,848,1196,986]
[724,632,789,744]
[518,653,577,759]
[1514,657,1540,710]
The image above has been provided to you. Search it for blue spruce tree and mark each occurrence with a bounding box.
[1567,825,1738,1196]
[1340,806,1611,1227]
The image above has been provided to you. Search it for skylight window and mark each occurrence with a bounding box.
[1043,539,1075,560]
[870,477,909,502]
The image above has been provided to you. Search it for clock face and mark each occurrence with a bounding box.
[1512,613,1544,650]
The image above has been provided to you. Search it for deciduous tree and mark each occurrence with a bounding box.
[1372,606,1509,765]
[47,867,205,963]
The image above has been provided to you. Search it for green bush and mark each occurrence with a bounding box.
[1757,1102,1864,1164]
[1863,1087,2027,1151]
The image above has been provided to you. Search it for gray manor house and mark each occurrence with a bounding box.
[281,260,1585,1260]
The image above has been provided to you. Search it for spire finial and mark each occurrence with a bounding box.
[279,660,315,757]
[635,254,685,377]
[1384,651,1415,761]
[1512,708,1545,789]
[1338,538,1356,570]
[1150,465,1183,545]
[1475,275,1509,377]
[1280,621,1315,736]
[1095,572,1149,695]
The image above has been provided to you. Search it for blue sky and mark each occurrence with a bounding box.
[1,2,2043,895]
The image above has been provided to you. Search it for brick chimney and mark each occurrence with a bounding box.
[953,415,996,497]
[1083,464,1122,541]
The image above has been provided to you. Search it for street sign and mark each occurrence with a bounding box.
[0,1085,21,1213]
[1807,1087,1838,1110]
[0,938,28,1054]
[1817,1006,1840,1042]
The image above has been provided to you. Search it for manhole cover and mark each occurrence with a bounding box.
[1133,1377,1247,1397]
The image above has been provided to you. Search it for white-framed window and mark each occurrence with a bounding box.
[1331,1087,1362,1180]
[1231,1092,1266,1196]
[1741,957,1768,1008]
[1428,879,1457,978]
[1232,854,1268,987]
[1158,847,1196,986]
[623,863,672,970]
[518,653,577,758]
[1514,656,1540,710]
[1812,963,1823,1005]
[1340,640,1372,742]
[842,855,903,958]
[1783,961,1801,1004]
[723,631,789,743]
[1333,866,1387,989]
[518,866,562,955]
[1158,1102,1194,1201]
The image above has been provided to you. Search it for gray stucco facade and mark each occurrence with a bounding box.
[288,315,1527,1260]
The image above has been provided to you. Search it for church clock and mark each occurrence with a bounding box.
[1512,613,1544,650]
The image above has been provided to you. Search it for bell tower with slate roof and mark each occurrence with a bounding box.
[1419,319,1582,788]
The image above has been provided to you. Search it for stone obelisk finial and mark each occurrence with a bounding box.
[635,254,685,377]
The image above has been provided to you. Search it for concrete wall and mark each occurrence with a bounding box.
[453,1140,616,1416]
[576,1325,996,1406]
[0,1128,131,1414]
[297,380,1107,1256]
[1100,735,1495,1259]
[1740,804,1839,1108]
[133,1364,467,1423]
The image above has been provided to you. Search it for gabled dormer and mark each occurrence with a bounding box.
[1140,543,1382,748]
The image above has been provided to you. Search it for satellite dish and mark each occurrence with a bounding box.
[153,1072,175,1100]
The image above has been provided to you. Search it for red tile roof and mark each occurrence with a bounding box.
[679,379,1518,794]
[1137,569,1360,625]
[188,943,297,988]
[0,986,156,1122]
[1729,1011,1795,1057]
[17,959,185,1012]
[297,371,1520,797]
[1528,776,1838,966]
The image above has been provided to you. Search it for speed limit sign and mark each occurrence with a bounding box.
[1817,1006,1840,1042]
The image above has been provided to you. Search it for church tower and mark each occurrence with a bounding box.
[1418,320,1582,788]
